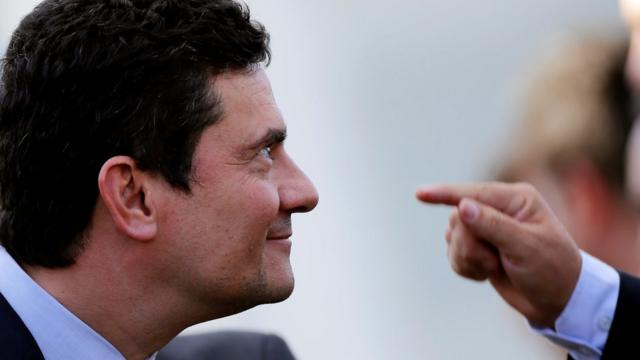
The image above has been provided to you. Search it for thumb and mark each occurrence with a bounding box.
[458,198,527,254]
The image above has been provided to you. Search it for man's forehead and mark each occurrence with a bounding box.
[208,69,285,140]
[214,68,274,102]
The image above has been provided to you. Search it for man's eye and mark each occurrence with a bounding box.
[259,145,273,159]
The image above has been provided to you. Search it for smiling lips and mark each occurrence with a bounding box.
[267,217,292,241]
[266,232,292,254]
[266,233,292,241]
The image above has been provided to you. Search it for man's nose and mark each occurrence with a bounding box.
[279,156,319,214]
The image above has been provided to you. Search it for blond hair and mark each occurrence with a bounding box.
[497,35,632,191]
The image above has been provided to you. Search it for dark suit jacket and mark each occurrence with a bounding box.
[566,271,640,360]
[0,293,45,360]
[158,331,296,360]
[600,272,640,359]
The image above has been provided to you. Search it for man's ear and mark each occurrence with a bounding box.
[97,156,158,241]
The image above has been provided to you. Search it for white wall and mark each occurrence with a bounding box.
[1,1,623,359]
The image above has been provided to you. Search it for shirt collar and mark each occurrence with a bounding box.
[0,246,127,360]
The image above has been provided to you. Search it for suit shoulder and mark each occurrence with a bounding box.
[158,330,295,360]
[0,293,45,360]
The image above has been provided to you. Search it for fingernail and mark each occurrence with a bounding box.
[460,199,479,223]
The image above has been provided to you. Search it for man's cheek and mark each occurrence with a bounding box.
[247,183,280,218]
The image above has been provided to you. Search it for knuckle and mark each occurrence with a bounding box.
[467,268,488,281]
[459,246,477,266]
[449,227,485,278]
[512,183,541,217]
[455,237,476,264]
[451,253,482,279]
[515,182,537,198]
[450,258,470,277]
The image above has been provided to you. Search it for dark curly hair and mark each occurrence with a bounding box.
[0,0,271,267]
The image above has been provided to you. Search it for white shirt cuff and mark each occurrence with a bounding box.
[529,250,619,360]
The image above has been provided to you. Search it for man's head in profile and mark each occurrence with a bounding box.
[0,0,318,358]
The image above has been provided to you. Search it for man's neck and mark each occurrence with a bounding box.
[22,243,194,360]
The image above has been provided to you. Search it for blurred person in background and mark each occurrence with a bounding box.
[495,35,640,276]
[620,0,640,209]
[621,0,640,91]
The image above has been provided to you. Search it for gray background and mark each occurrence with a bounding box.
[0,0,623,359]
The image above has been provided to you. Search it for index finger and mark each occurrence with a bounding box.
[415,182,526,214]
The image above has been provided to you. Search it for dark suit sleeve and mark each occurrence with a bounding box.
[601,272,640,359]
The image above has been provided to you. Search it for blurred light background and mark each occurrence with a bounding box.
[0,0,624,359]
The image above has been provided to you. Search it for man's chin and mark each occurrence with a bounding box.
[259,255,295,302]
[261,279,295,304]
[210,274,294,320]
[240,269,295,305]
[256,270,295,304]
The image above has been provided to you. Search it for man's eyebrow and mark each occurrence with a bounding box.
[247,128,287,150]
